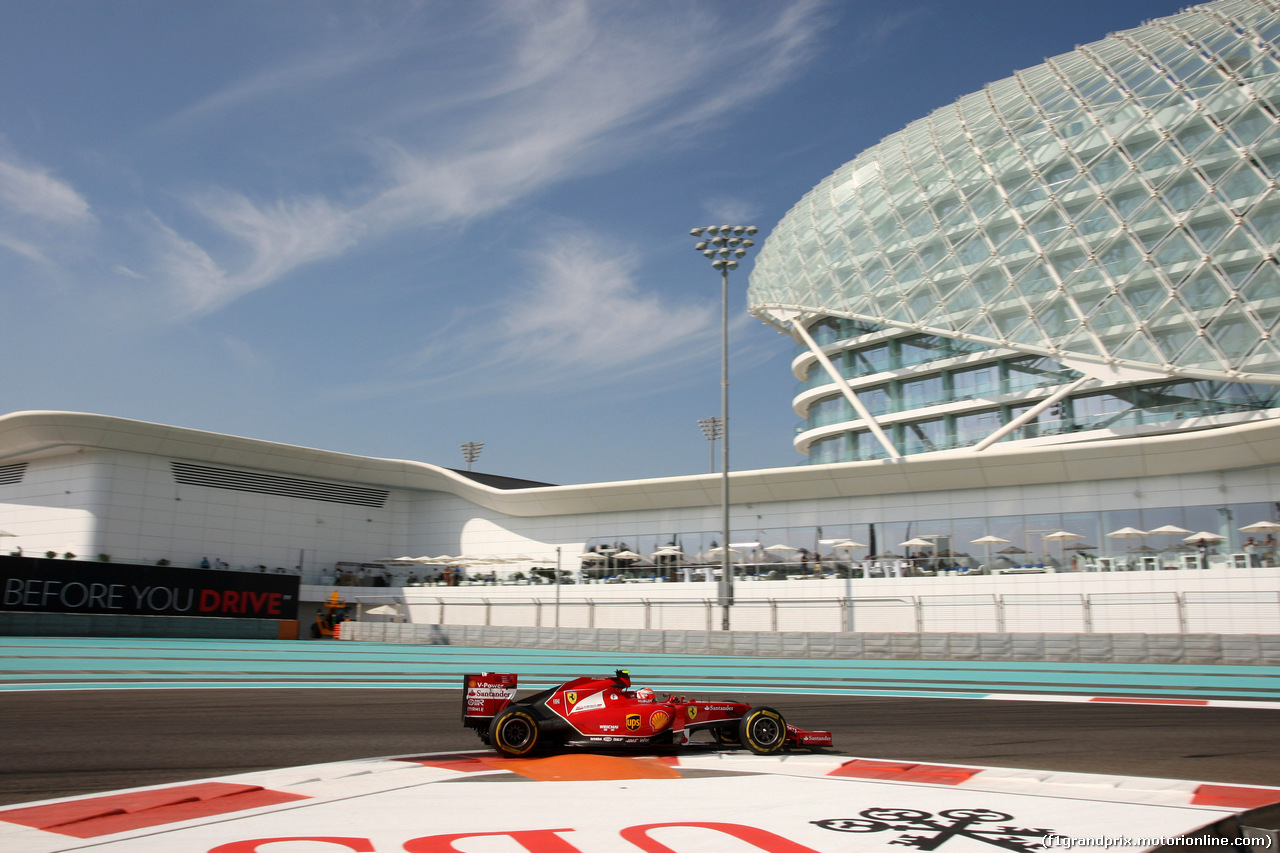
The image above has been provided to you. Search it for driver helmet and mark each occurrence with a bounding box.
[635,687,656,703]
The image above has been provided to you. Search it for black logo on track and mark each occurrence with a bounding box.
[814,808,1053,851]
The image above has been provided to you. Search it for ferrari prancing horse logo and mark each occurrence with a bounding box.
[625,713,642,731]
[687,706,698,720]
[566,692,577,706]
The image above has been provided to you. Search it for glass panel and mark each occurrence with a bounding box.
[808,395,852,427]
[899,374,945,408]
[1154,230,1200,268]
[1206,305,1259,364]
[1121,273,1170,320]
[1179,267,1228,313]
[1217,164,1267,207]
[1099,234,1144,280]
[1188,207,1234,250]
[1244,199,1280,245]
[953,409,1002,445]
[1226,106,1274,146]
[1149,316,1197,362]
[899,417,947,454]
[951,364,1000,399]
[849,343,890,376]
[1159,173,1207,213]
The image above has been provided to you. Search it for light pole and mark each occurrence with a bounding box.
[460,441,484,471]
[698,416,723,473]
[690,223,757,631]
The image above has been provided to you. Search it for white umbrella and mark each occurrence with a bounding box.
[706,546,740,555]
[611,550,643,561]
[900,537,933,548]
[1239,520,1280,533]
[365,604,401,616]
[1184,531,1225,543]
[579,552,606,561]
[763,544,799,552]
[1147,525,1191,536]
[831,540,867,550]
[971,535,1010,568]
[1043,530,1083,562]
[651,547,683,557]
[1106,527,1148,538]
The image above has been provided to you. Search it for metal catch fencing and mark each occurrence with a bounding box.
[397,591,1280,635]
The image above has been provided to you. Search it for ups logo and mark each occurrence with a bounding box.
[626,713,642,731]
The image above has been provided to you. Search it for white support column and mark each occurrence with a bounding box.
[788,317,901,460]
[971,375,1092,451]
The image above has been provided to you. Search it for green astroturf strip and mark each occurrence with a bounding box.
[2,637,1279,699]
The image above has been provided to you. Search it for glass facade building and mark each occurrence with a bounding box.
[748,0,1280,464]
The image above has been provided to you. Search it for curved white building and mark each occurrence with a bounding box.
[750,0,1280,464]
[5,1,1280,615]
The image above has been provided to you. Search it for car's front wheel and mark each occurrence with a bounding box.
[489,707,541,757]
[738,706,787,755]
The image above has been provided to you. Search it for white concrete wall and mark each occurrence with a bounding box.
[303,566,1280,635]
[6,443,1280,603]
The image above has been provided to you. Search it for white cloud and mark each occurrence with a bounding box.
[152,1,826,314]
[0,231,46,263]
[494,230,718,380]
[0,158,93,225]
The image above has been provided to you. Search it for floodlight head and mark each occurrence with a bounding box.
[742,238,754,247]
[746,226,758,235]
[690,227,705,236]
[703,249,716,258]
[712,258,727,269]
[712,236,725,246]
[734,248,746,257]
[727,259,739,269]
[733,226,745,235]
[695,241,708,250]
[706,226,720,235]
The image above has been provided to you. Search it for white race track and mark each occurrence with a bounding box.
[2,750,1278,852]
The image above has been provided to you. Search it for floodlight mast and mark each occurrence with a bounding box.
[689,224,758,631]
[460,441,484,471]
[698,416,723,473]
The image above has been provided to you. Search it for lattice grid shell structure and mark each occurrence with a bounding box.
[749,0,1280,385]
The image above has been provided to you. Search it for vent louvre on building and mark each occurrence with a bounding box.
[0,463,27,485]
[170,462,388,507]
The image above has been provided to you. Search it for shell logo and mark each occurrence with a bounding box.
[649,710,670,731]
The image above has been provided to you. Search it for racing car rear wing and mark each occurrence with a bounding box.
[462,672,517,729]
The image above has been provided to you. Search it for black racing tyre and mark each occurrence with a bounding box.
[489,707,541,757]
[738,706,787,755]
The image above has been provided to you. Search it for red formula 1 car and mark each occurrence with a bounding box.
[463,669,832,758]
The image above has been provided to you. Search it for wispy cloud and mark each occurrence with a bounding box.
[145,0,827,317]
[0,158,94,225]
[494,229,718,381]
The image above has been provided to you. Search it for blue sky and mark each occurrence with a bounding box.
[0,0,1185,485]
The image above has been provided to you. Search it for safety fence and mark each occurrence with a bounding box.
[395,591,1280,635]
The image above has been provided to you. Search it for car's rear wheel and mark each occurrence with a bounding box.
[738,706,787,755]
[489,707,541,757]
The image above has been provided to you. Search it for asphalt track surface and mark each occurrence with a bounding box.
[3,687,1279,808]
